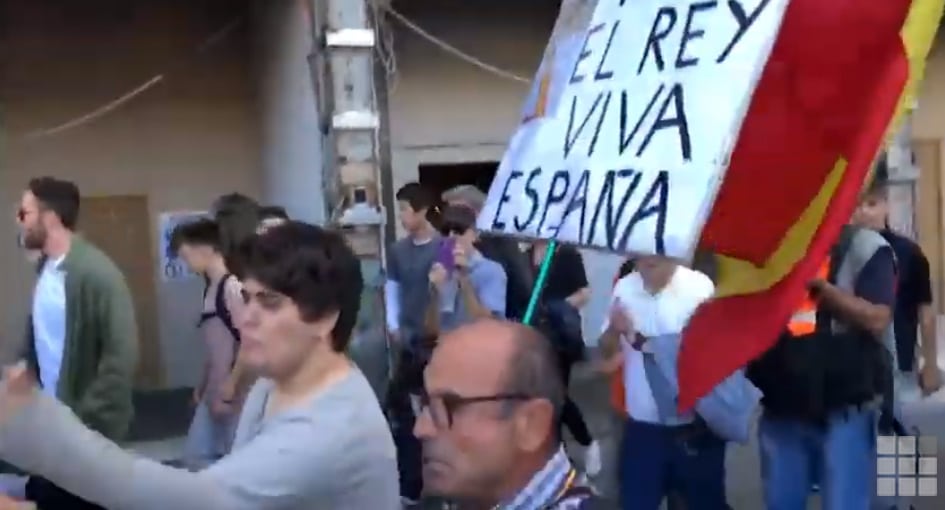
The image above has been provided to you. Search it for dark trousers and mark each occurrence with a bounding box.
[562,399,593,446]
[386,345,427,501]
[619,419,728,510]
[559,355,593,446]
[26,476,105,510]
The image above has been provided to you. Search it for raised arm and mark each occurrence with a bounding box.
[0,369,336,510]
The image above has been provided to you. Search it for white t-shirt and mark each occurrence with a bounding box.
[601,266,714,423]
[33,255,67,398]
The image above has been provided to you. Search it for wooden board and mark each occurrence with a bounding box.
[80,195,163,388]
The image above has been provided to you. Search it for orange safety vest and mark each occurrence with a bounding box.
[610,270,628,414]
[787,259,830,336]
[609,359,626,414]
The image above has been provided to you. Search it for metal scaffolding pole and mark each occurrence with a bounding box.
[312,0,384,247]
[310,0,390,394]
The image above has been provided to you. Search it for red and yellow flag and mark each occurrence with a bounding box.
[678,0,942,409]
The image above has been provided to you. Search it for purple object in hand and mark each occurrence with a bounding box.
[437,238,456,273]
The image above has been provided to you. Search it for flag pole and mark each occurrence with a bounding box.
[522,240,556,325]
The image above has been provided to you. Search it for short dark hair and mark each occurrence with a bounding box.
[28,177,80,230]
[863,178,889,201]
[169,218,221,254]
[212,193,261,276]
[211,193,258,217]
[395,182,435,212]
[502,324,565,420]
[863,153,890,200]
[259,205,289,221]
[240,222,363,352]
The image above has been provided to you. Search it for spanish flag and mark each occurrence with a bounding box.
[678,0,943,409]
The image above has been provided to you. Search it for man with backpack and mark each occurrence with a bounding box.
[748,211,898,509]
[171,219,245,469]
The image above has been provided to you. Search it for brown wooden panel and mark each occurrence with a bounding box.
[79,195,162,388]
[914,139,943,314]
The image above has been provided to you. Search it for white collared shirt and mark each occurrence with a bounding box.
[601,266,714,423]
[32,255,67,397]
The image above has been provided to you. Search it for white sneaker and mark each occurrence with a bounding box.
[585,440,602,476]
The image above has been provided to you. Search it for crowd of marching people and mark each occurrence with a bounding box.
[0,157,939,509]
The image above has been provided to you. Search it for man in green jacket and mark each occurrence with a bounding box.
[16,177,138,509]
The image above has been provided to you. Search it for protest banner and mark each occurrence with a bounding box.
[479,0,940,406]
[479,0,790,260]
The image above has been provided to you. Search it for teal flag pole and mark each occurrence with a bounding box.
[521,240,557,325]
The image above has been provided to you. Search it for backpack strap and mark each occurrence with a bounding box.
[815,226,858,334]
[215,274,241,343]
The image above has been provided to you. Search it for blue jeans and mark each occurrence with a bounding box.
[618,419,728,510]
[183,401,237,470]
[759,408,877,510]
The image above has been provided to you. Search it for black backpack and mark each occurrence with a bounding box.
[200,273,241,344]
[748,227,894,424]
[818,229,895,430]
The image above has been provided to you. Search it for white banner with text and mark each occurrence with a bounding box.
[479,0,789,259]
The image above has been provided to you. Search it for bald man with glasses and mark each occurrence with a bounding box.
[414,319,604,510]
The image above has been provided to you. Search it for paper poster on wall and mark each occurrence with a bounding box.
[159,211,208,282]
[479,0,789,259]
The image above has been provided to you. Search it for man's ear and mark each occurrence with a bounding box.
[513,399,556,453]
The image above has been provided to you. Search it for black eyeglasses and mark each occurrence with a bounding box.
[412,390,535,429]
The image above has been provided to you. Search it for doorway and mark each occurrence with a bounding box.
[80,195,163,389]
[417,161,499,224]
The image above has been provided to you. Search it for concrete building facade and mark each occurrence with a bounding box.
[1,0,943,392]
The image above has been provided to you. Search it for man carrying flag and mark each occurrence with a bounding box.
[679,0,942,413]
[747,195,898,509]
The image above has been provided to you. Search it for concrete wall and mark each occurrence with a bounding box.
[386,0,622,339]
[251,0,327,224]
[913,33,945,162]
[0,1,261,387]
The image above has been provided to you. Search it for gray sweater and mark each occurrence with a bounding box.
[0,368,400,509]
